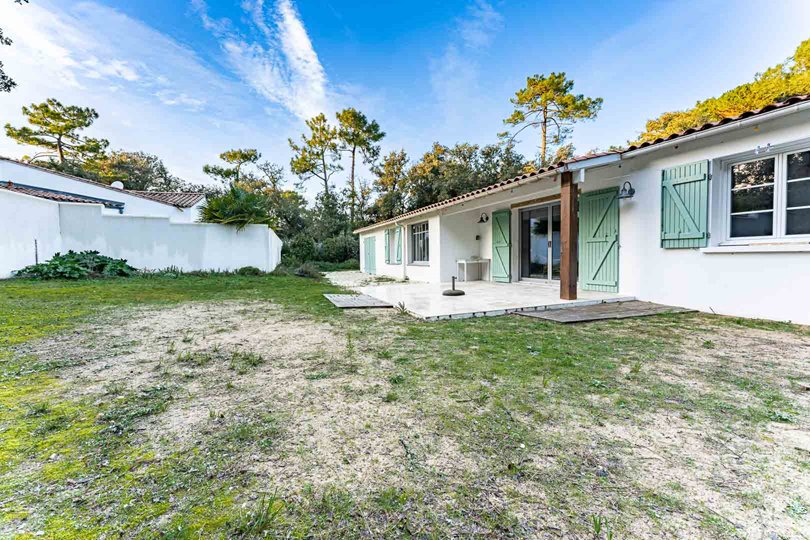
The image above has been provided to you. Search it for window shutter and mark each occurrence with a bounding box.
[384,229,391,264]
[394,226,402,264]
[661,160,710,248]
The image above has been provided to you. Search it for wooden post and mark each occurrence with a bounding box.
[560,171,578,300]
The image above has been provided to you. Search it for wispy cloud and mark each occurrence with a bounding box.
[193,0,329,120]
[457,0,503,50]
[430,0,503,127]
[0,0,298,185]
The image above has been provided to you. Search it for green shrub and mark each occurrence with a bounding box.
[236,266,264,276]
[285,234,318,264]
[313,259,360,272]
[199,185,275,231]
[319,234,359,263]
[15,251,137,280]
[294,262,322,279]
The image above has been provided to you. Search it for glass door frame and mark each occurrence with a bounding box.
[518,200,561,282]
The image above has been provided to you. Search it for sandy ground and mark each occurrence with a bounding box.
[14,297,810,539]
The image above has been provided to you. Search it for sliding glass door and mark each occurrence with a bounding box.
[520,203,561,281]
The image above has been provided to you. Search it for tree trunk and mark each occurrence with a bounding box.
[321,153,329,195]
[349,145,357,226]
[57,136,65,164]
[540,107,547,167]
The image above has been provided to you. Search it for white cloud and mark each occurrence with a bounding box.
[430,0,503,129]
[458,0,503,50]
[194,0,330,120]
[0,0,300,186]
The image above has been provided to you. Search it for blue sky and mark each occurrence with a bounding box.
[1,0,809,198]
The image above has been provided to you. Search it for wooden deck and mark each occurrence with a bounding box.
[516,300,693,323]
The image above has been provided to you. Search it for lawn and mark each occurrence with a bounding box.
[0,273,808,539]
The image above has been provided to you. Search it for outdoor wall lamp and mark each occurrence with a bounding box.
[477,212,489,223]
[617,181,636,200]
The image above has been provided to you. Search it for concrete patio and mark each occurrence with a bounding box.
[354,278,633,321]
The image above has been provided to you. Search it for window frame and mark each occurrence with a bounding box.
[723,146,810,243]
[409,221,430,265]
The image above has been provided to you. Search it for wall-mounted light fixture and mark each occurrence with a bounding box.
[477,212,489,224]
[617,181,636,200]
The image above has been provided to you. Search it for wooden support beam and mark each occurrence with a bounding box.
[560,171,578,300]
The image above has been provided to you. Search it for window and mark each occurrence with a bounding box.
[728,149,810,239]
[410,222,429,263]
[787,150,810,235]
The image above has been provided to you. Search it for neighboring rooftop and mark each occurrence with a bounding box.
[1,181,124,209]
[0,157,205,209]
[355,94,810,233]
[131,191,205,208]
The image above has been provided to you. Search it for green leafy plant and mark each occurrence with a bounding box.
[199,185,276,231]
[236,266,264,276]
[294,262,322,279]
[14,250,136,279]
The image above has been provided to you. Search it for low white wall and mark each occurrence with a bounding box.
[0,190,281,277]
[0,159,196,222]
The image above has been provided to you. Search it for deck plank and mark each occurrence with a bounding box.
[516,300,693,323]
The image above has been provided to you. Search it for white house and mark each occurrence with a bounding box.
[355,95,810,325]
[0,158,282,277]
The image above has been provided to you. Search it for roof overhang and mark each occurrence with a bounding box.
[355,95,810,235]
[6,182,126,211]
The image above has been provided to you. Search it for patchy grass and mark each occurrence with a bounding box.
[1,274,808,539]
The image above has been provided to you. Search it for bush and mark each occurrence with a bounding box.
[15,251,137,280]
[319,234,359,263]
[294,262,322,279]
[313,259,360,272]
[284,234,318,264]
[199,185,275,231]
[236,266,264,276]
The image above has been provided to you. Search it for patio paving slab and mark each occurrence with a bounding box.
[355,279,633,321]
[324,294,393,309]
[517,300,693,323]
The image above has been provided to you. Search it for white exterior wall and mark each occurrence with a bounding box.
[357,109,810,324]
[0,190,282,277]
[359,215,442,282]
[581,110,810,324]
[0,159,197,222]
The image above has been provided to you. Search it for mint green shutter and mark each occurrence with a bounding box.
[394,227,402,264]
[661,160,710,248]
[363,237,376,275]
[384,229,391,264]
[491,210,511,283]
[579,187,619,292]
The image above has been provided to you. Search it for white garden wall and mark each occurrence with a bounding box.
[0,189,63,276]
[0,190,282,277]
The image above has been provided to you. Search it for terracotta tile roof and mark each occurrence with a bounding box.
[625,94,810,152]
[0,156,202,209]
[130,191,205,208]
[355,95,810,234]
[353,152,616,233]
[1,181,107,205]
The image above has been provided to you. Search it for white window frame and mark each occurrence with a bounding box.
[721,143,810,244]
[409,221,429,264]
